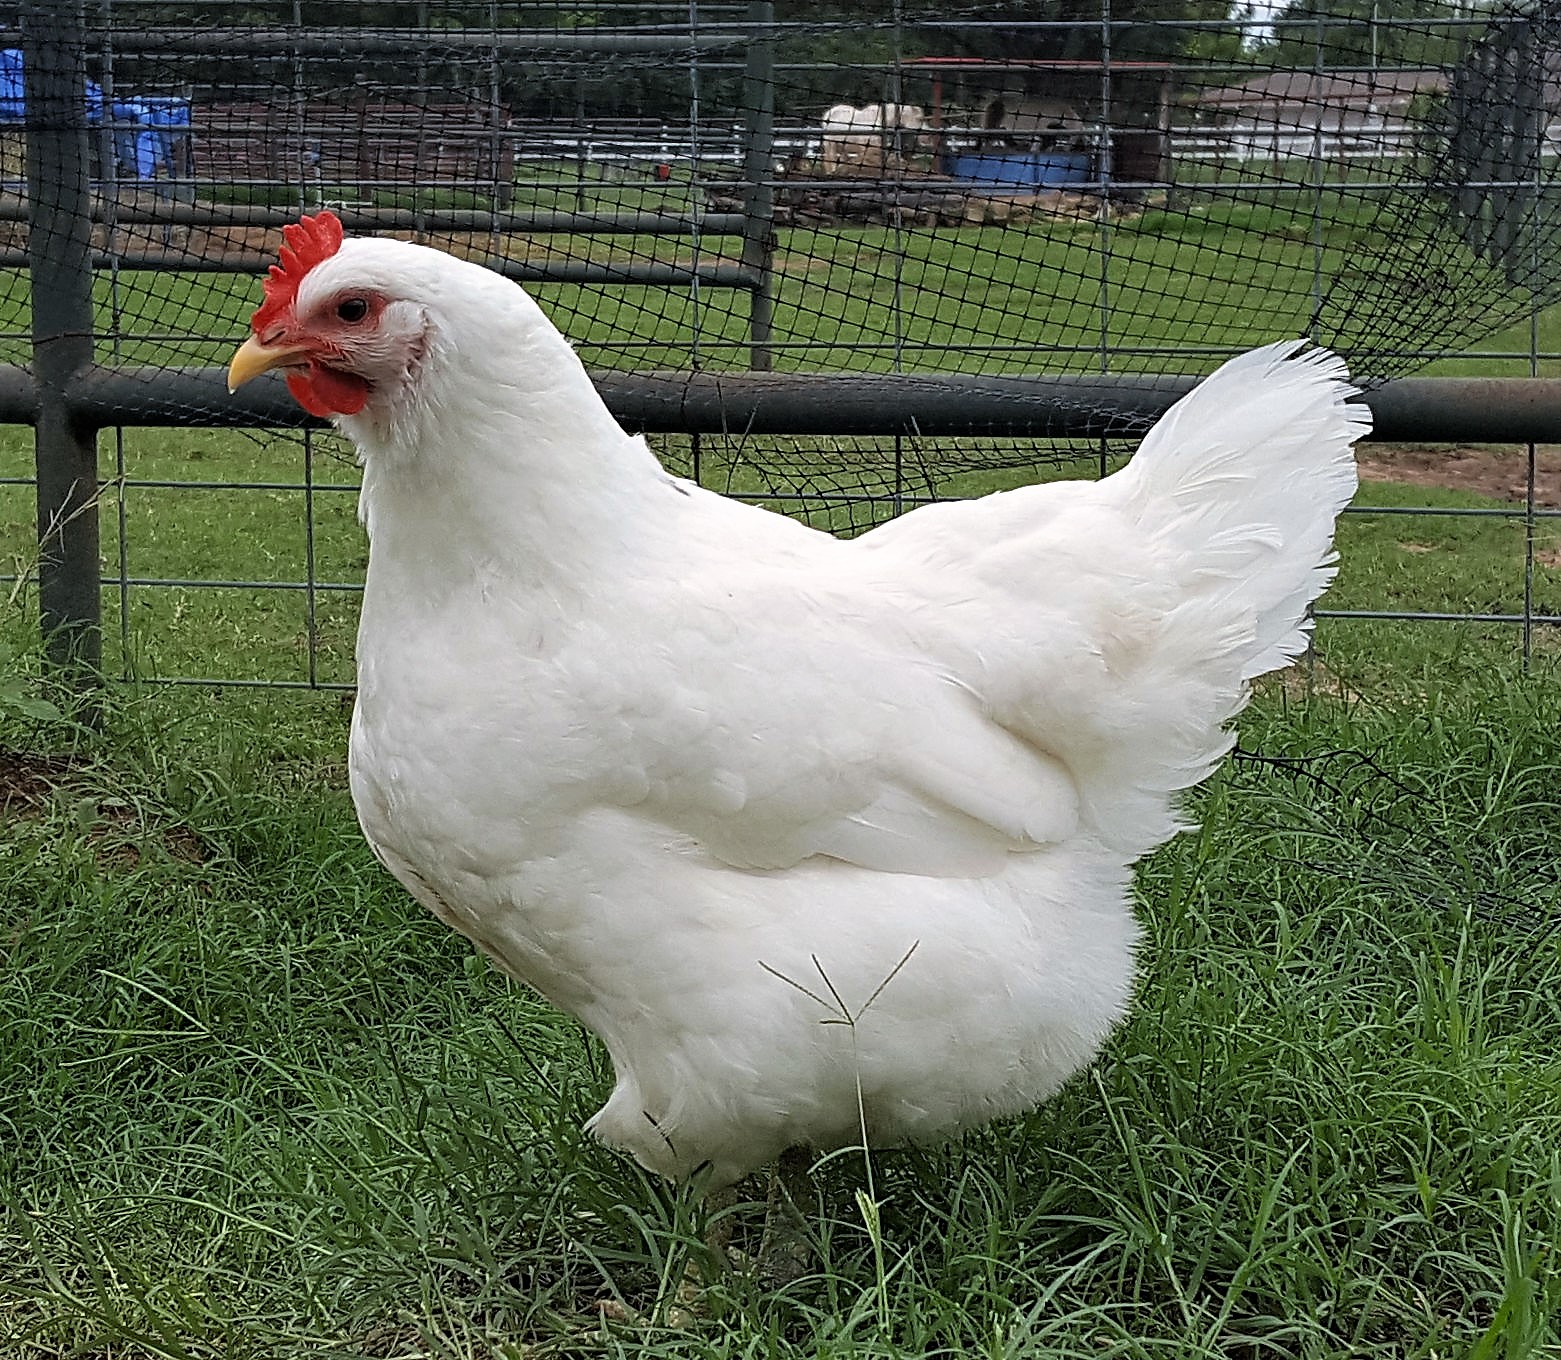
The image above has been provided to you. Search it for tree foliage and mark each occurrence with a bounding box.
[906,0,1245,63]
[1263,0,1490,69]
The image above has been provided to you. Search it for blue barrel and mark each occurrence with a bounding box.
[948,151,1095,193]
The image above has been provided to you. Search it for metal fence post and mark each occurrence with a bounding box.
[24,0,99,680]
[740,0,775,371]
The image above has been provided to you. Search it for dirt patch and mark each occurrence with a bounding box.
[0,748,207,871]
[1357,445,1561,508]
[1261,655,1369,706]
[0,750,82,810]
[88,802,209,871]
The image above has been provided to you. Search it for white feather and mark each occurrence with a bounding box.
[307,239,1367,1186]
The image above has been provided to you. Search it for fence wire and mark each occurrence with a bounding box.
[2,0,1561,686]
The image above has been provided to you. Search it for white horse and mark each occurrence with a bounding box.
[819,102,928,175]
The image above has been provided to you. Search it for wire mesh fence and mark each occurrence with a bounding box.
[3,0,1561,687]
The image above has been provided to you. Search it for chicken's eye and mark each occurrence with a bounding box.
[336,297,369,323]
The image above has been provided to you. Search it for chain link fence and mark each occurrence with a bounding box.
[4,0,1561,687]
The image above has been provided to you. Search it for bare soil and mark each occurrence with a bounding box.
[0,750,82,809]
[1357,444,1561,509]
[0,749,207,870]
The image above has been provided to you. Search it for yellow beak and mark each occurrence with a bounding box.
[227,335,313,392]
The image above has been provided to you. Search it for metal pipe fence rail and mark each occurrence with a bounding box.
[6,0,1561,694]
[6,365,1561,684]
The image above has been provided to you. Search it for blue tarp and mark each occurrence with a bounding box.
[0,47,191,181]
[0,47,105,125]
[110,96,190,179]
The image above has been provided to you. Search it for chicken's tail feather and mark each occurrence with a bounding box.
[1107,340,1366,682]
[1055,342,1364,854]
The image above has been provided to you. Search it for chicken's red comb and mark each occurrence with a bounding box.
[251,210,345,334]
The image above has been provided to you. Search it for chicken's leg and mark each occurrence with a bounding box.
[756,1145,815,1284]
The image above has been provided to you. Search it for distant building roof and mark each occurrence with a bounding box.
[904,57,1175,72]
[1197,69,1448,117]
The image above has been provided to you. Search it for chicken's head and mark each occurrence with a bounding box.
[227,210,436,420]
[229,209,614,464]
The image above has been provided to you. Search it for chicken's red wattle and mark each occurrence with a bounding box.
[287,365,369,417]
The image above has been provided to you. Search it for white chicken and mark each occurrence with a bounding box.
[229,212,1365,1196]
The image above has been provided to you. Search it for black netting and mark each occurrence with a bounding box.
[5,1,1561,682]
[14,0,1554,388]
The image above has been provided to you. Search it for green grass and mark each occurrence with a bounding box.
[4,421,1558,690]
[0,658,1557,1358]
[34,194,1561,377]
[2,208,1560,1356]
[2,430,1559,1356]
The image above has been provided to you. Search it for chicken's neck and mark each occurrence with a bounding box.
[351,382,672,612]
